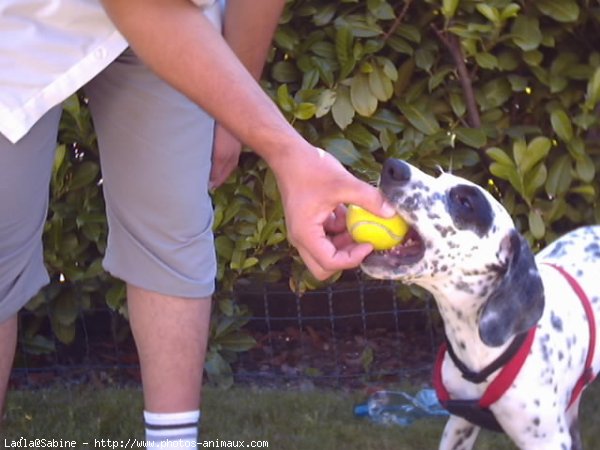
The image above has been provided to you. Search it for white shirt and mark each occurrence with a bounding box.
[0,0,220,144]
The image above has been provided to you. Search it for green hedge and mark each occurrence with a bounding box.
[23,0,600,385]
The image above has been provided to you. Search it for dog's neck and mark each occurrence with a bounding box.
[427,285,512,373]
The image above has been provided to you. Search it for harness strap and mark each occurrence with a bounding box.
[433,262,595,432]
[540,262,596,409]
[433,327,536,408]
[444,331,530,384]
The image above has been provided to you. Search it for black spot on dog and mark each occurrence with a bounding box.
[551,312,563,332]
[547,241,571,259]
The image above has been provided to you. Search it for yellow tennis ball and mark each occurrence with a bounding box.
[346,205,409,251]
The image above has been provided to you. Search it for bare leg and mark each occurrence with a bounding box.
[0,315,17,423]
[126,285,211,412]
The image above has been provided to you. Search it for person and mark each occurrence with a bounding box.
[0,0,394,446]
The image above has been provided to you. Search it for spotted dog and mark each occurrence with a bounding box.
[361,159,600,450]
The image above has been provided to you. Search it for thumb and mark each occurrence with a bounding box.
[342,179,396,218]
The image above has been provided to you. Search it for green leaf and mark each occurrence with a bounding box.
[576,154,596,182]
[394,58,415,96]
[524,163,547,199]
[106,281,126,311]
[567,137,586,160]
[507,75,528,92]
[395,24,421,43]
[368,64,394,101]
[476,4,500,24]
[336,26,356,79]
[477,78,512,110]
[550,109,573,142]
[367,0,395,20]
[475,52,498,70]
[20,335,56,356]
[293,102,317,120]
[350,73,378,116]
[585,66,600,109]
[274,27,300,52]
[442,0,460,20]
[449,92,466,117]
[69,161,99,190]
[546,155,572,197]
[271,61,300,83]
[528,209,545,239]
[345,123,380,151]
[515,137,551,174]
[486,147,515,167]
[276,84,295,112]
[53,144,67,175]
[215,235,234,260]
[536,0,580,23]
[415,48,435,72]
[490,162,519,189]
[323,138,362,165]
[500,4,521,21]
[204,350,233,388]
[241,257,259,270]
[52,291,79,326]
[51,321,76,345]
[397,101,441,135]
[386,36,414,55]
[332,86,355,129]
[313,3,337,26]
[315,89,337,118]
[511,16,542,51]
[428,67,453,92]
[335,15,383,38]
[454,127,487,148]
[360,108,404,133]
[215,332,256,352]
[522,50,543,67]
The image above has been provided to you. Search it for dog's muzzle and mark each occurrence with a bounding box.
[361,159,426,269]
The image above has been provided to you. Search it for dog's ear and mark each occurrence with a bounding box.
[478,230,545,347]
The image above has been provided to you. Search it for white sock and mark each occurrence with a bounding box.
[144,409,200,449]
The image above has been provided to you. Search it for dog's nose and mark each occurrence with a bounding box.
[381,159,411,185]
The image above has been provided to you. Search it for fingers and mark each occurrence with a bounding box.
[209,155,237,189]
[294,227,374,280]
[324,204,347,235]
[210,125,242,189]
[339,179,396,218]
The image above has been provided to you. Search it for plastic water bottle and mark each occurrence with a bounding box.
[354,388,448,426]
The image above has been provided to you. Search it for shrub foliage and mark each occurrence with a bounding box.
[25,0,600,384]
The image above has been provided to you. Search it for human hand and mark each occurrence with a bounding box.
[269,146,395,280]
[210,124,242,189]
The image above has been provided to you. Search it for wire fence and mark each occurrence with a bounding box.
[10,277,443,390]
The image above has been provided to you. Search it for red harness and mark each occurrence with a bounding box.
[433,263,596,432]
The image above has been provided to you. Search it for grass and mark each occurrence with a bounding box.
[3,382,600,449]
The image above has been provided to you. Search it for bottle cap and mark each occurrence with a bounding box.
[353,403,369,417]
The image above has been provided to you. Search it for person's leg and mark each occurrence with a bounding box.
[128,285,211,445]
[0,107,61,421]
[85,48,217,446]
[0,316,17,422]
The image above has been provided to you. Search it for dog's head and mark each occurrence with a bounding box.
[361,159,544,347]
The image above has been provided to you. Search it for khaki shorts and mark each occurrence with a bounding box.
[0,49,216,324]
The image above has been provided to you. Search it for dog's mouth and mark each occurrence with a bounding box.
[365,226,426,267]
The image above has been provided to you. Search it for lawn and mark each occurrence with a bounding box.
[3,382,600,449]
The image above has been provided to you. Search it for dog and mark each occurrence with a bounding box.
[360,159,600,450]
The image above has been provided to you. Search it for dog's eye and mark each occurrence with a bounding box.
[457,195,472,211]
[447,184,494,237]
[450,189,473,212]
